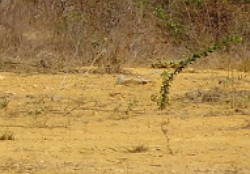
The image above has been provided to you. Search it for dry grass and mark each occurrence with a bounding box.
[1,0,249,73]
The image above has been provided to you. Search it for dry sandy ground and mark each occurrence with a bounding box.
[0,68,249,174]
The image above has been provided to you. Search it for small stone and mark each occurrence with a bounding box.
[116,75,152,85]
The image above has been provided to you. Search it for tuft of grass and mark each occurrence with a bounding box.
[0,130,15,141]
[0,97,9,109]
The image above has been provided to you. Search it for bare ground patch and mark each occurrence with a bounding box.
[0,69,249,174]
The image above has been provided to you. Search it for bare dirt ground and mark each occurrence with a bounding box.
[0,68,250,174]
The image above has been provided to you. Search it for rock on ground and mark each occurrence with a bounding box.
[116,75,152,85]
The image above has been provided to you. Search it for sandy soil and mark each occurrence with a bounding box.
[0,68,249,174]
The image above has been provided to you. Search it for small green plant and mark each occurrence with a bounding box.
[0,130,15,140]
[0,97,9,109]
[158,36,242,110]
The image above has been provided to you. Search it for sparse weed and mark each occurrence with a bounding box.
[161,119,173,154]
[27,97,47,116]
[125,99,138,115]
[28,105,45,116]
[32,116,49,128]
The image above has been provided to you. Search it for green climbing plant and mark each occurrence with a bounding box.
[158,36,243,110]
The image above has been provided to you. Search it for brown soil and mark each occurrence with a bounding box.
[0,68,249,174]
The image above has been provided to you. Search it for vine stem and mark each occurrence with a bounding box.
[158,36,242,110]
